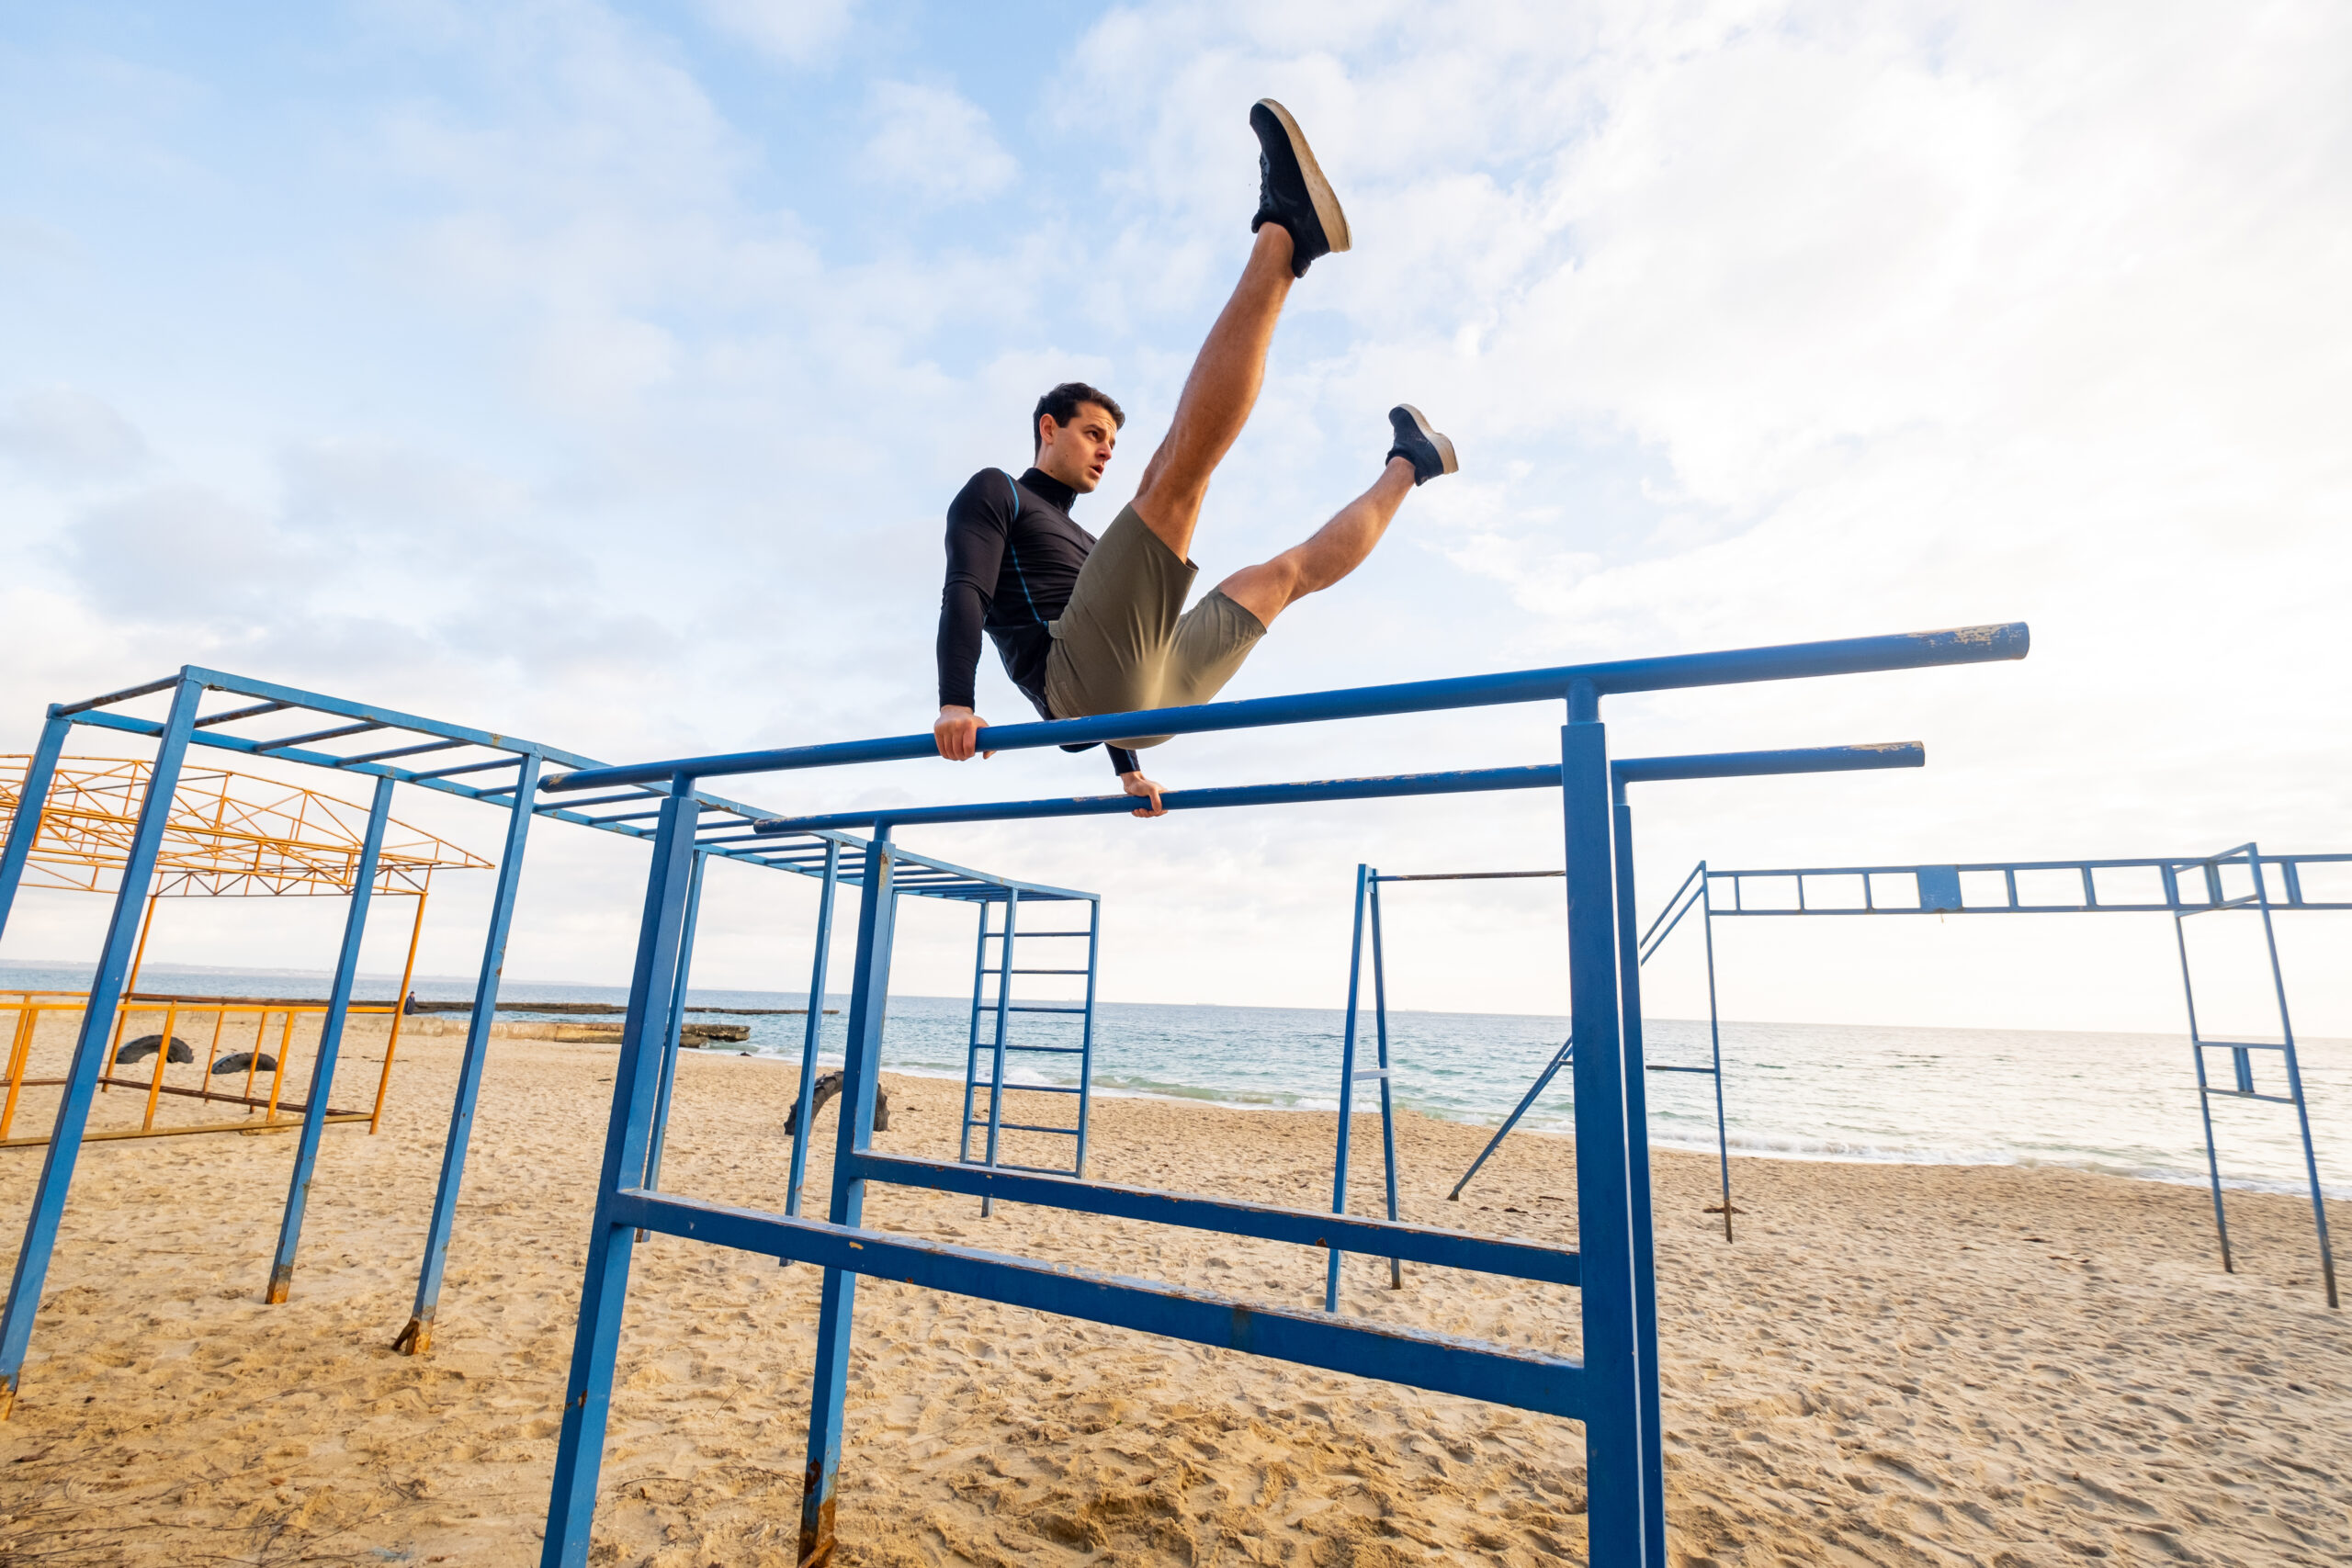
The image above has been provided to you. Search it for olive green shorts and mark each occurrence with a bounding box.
[1044,503,1268,750]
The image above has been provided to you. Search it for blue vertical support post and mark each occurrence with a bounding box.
[2172,889,2234,1275]
[0,675,202,1421]
[2250,851,2337,1308]
[978,887,1019,1218]
[959,902,991,1162]
[0,711,71,955]
[1611,771,1668,1561]
[797,829,900,1566]
[541,779,701,1566]
[1698,866,1734,1242]
[266,773,393,1303]
[396,751,542,1358]
[639,848,709,1228]
[786,840,842,1220]
[1368,875,1402,1288]
[1562,682,1656,1568]
[1074,895,1101,1178]
[1325,864,1371,1312]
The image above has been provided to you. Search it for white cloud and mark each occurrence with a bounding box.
[694,0,859,68]
[0,387,149,480]
[861,81,1018,203]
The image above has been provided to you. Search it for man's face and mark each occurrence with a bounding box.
[1036,402,1118,492]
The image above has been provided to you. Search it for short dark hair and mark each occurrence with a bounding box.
[1033,381,1125,455]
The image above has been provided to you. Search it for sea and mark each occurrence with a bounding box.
[5,963,2344,1199]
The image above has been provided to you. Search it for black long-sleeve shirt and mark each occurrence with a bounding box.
[936,467,1138,775]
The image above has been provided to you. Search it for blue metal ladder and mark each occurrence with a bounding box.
[961,890,1100,1213]
[2171,843,2337,1308]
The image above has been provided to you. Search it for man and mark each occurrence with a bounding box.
[934,99,1458,817]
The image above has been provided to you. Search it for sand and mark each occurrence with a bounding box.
[0,1011,2345,1566]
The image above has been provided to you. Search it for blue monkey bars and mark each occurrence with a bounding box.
[1673,848,2344,1307]
[533,622,2027,1568]
[0,668,1094,1416]
[1329,743,1928,1271]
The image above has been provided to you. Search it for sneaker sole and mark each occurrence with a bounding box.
[1256,97,1351,254]
[1396,404,1458,475]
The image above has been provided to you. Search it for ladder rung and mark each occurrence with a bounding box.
[1007,1005,1087,1014]
[2200,1089,2297,1104]
[1351,1068,1391,1080]
[1646,1064,1718,1074]
[964,1157,1083,1176]
[982,931,1091,938]
[966,1081,1084,1096]
[2196,1040,2290,1051]
[977,1122,1080,1137]
[1003,1043,1087,1055]
[1010,968,1090,975]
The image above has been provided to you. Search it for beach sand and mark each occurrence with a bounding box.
[0,1013,2345,1565]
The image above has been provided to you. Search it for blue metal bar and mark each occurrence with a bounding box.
[192,698,294,728]
[52,671,185,715]
[1075,898,1101,1177]
[254,719,387,752]
[1611,741,1922,784]
[541,781,701,1565]
[544,625,2025,792]
[0,711,71,959]
[412,757,524,781]
[1701,865,1733,1243]
[1611,773,1668,1562]
[785,840,841,1221]
[1370,873,1402,1291]
[611,1188,1585,1416]
[639,847,708,1229]
[982,888,1020,1186]
[1447,1040,1572,1202]
[396,752,543,1359]
[959,902,991,1165]
[338,737,466,766]
[2247,847,2337,1308]
[266,773,392,1303]
[0,676,202,1420]
[1562,694,1654,1568]
[1327,865,1371,1311]
[798,831,899,1565]
[851,1152,1580,1284]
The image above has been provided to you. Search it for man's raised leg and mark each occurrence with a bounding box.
[1217,406,1459,629]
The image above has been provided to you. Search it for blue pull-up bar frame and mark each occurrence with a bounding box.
[531,622,2027,1568]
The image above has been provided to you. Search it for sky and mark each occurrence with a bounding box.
[2,0,2346,1036]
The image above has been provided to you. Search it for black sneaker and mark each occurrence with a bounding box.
[1387,405,1459,485]
[1250,98,1351,276]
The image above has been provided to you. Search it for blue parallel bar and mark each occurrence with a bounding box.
[1075,898,1100,1176]
[544,626,2024,792]
[639,847,709,1234]
[542,783,701,1565]
[1611,769,1668,1559]
[395,753,543,1358]
[608,1188,1586,1419]
[751,743,1924,836]
[846,1152,1580,1285]
[0,677,203,1420]
[266,773,393,1303]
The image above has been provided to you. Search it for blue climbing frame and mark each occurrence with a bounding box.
[532,623,2028,1568]
[1331,742,1929,1272]
[0,668,1090,1416]
[1682,847,2346,1308]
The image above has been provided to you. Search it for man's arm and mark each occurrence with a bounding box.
[935,474,1011,761]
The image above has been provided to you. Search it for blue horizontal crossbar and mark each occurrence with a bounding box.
[751,743,1926,835]
[542,624,2025,793]
[609,1189,1585,1418]
[849,1151,1582,1287]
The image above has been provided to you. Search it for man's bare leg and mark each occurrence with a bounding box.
[1129,222,1296,560]
[1216,457,1417,629]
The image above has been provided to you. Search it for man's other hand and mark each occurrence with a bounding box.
[934,706,994,761]
[1120,771,1168,818]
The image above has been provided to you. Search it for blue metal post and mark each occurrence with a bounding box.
[639,847,709,1207]
[1562,687,1653,1568]
[1369,874,1402,1289]
[1611,775,1668,1562]
[786,840,841,1219]
[0,675,202,1420]
[1700,866,1734,1242]
[0,712,71,954]
[541,780,701,1566]
[266,773,393,1303]
[2249,849,2337,1308]
[798,829,899,1565]
[960,900,991,1162]
[1326,864,1371,1312]
[1448,1040,1572,1201]
[983,889,1020,1172]
[2174,908,2233,1274]
[1075,896,1101,1177]
[396,751,542,1357]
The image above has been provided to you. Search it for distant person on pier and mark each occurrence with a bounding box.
[932,99,1459,818]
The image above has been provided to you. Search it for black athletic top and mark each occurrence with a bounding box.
[936,466,1139,775]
